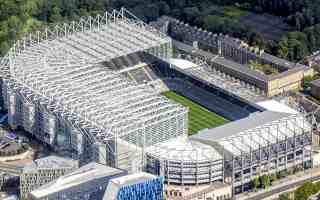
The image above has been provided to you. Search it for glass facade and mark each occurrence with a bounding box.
[117,177,164,200]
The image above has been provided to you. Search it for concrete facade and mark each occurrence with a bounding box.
[20,156,78,200]
[29,163,126,200]
[165,183,232,200]
[311,79,320,99]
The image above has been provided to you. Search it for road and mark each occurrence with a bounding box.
[235,175,320,200]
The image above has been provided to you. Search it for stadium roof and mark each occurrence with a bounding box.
[257,100,298,114]
[168,58,199,70]
[191,110,312,156]
[30,162,124,199]
[191,111,290,141]
[1,8,187,145]
[146,136,222,162]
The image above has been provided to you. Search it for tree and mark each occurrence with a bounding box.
[269,173,277,184]
[252,177,260,192]
[278,37,289,59]
[294,182,317,200]
[279,193,290,200]
[49,6,63,22]
[261,175,270,189]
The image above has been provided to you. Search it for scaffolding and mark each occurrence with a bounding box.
[0,8,188,172]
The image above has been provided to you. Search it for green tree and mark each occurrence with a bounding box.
[49,6,63,22]
[252,177,260,192]
[294,182,317,200]
[270,173,277,184]
[278,37,289,59]
[261,175,270,189]
[279,193,290,200]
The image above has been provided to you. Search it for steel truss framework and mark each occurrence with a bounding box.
[218,113,314,193]
[146,137,224,185]
[0,8,188,170]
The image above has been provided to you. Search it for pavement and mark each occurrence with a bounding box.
[235,167,320,200]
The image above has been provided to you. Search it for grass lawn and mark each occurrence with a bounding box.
[223,6,248,19]
[162,91,229,135]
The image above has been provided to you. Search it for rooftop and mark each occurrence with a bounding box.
[30,162,124,198]
[168,58,199,70]
[23,156,77,172]
[146,136,222,162]
[257,99,298,114]
[190,111,291,141]
[162,15,308,71]
[1,8,187,146]
[191,106,312,155]
[109,172,157,188]
[172,40,266,103]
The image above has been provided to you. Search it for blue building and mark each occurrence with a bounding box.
[29,163,163,200]
[104,172,164,200]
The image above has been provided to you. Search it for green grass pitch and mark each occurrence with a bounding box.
[162,91,229,135]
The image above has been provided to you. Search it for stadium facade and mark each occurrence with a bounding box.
[0,8,188,173]
[146,136,224,185]
[0,7,318,198]
[191,109,314,193]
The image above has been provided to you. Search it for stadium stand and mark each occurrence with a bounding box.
[151,16,314,97]
[0,8,188,173]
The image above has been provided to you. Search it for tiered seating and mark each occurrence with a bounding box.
[166,79,251,120]
[104,52,156,72]
[128,68,151,84]
[144,66,159,80]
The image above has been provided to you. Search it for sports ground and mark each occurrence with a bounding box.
[162,91,229,135]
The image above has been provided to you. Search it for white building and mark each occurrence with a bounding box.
[29,162,125,200]
[0,8,188,172]
[20,156,78,200]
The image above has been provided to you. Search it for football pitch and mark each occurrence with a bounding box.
[162,91,229,135]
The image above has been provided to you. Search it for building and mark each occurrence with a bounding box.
[29,164,163,200]
[165,183,232,200]
[1,195,19,200]
[1,7,318,199]
[0,8,188,172]
[311,79,320,99]
[151,16,313,98]
[29,162,126,200]
[191,105,313,194]
[103,172,164,200]
[146,136,224,185]
[20,156,78,199]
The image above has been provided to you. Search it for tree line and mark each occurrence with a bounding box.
[0,0,109,55]
[1,0,320,62]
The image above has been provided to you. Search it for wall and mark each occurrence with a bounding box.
[267,70,304,97]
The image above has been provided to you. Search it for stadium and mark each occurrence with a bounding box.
[151,16,314,98]
[0,8,188,172]
[0,7,316,196]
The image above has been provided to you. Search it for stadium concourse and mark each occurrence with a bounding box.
[0,7,317,199]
